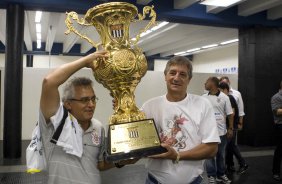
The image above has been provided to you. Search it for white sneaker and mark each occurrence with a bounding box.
[216,175,231,184]
[208,176,216,184]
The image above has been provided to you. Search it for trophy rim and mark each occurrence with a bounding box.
[85,2,138,23]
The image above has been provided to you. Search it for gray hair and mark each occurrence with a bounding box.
[62,77,93,102]
[164,56,193,79]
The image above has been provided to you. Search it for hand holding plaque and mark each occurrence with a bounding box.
[65,2,166,161]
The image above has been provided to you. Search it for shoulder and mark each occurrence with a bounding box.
[189,94,212,107]
[231,89,242,96]
[271,92,282,103]
[142,95,165,107]
[91,118,105,131]
[219,92,229,100]
[272,92,280,99]
[202,93,208,97]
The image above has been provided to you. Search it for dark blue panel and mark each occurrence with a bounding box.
[68,43,80,54]
[158,3,282,27]
[0,0,174,14]
[50,42,63,55]
[0,0,98,13]
[85,47,96,55]
[146,54,171,60]
[1,0,282,28]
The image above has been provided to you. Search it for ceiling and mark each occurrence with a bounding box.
[0,0,282,58]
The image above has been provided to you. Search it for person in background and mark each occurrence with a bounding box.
[141,56,220,184]
[203,77,234,184]
[219,82,248,175]
[219,76,245,130]
[271,80,282,181]
[219,76,248,174]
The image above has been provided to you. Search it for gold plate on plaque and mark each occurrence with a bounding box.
[109,119,160,154]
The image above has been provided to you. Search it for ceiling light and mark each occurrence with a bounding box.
[174,51,186,55]
[37,40,41,49]
[36,33,41,40]
[151,21,169,31]
[200,0,243,7]
[202,44,218,49]
[140,30,152,37]
[187,48,201,53]
[36,23,41,33]
[35,11,42,23]
[139,21,170,38]
[220,39,239,45]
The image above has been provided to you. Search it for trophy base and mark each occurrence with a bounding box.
[106,145,167,162]
[106,119,167,162]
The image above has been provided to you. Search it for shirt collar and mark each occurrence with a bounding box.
[85,121,95,133]
[208,90,220,96]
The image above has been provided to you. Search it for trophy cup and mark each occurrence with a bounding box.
[65,2,166,161]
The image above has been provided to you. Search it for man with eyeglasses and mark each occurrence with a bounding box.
[39,51,133,184]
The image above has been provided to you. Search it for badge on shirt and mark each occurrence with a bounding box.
[91,130,101,146]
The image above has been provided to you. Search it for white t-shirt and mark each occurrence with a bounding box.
[141,94,220,184]
[202,91,233,136]
[230,88,245,117]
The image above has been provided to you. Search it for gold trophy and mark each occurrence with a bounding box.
[65,2,166,161]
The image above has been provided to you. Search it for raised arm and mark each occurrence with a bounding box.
[40,51,108,122]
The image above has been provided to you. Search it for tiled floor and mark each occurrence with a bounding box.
[0,141,280,184]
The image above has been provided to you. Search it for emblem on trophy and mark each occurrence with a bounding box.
[65,2,166,161]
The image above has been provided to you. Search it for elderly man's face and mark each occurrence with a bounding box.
[65,85,96,124]
[165,64,190,95]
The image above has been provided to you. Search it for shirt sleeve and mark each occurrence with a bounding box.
[39,103,64,132]
[199,100,220,143]
[237,92,245,117]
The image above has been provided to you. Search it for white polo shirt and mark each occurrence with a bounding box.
[203,91,233,136]
[230,88,245,117]
[141,94,220,184]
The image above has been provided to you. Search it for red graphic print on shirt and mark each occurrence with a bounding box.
[160,114,189,151]
[91,130,100,146]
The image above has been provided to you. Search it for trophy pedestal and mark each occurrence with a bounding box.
[106,119,167,162]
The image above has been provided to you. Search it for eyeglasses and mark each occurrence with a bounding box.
[69,96,99,104]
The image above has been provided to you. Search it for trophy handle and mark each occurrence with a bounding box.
[65,11,101,48]
[131,5,157,45]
